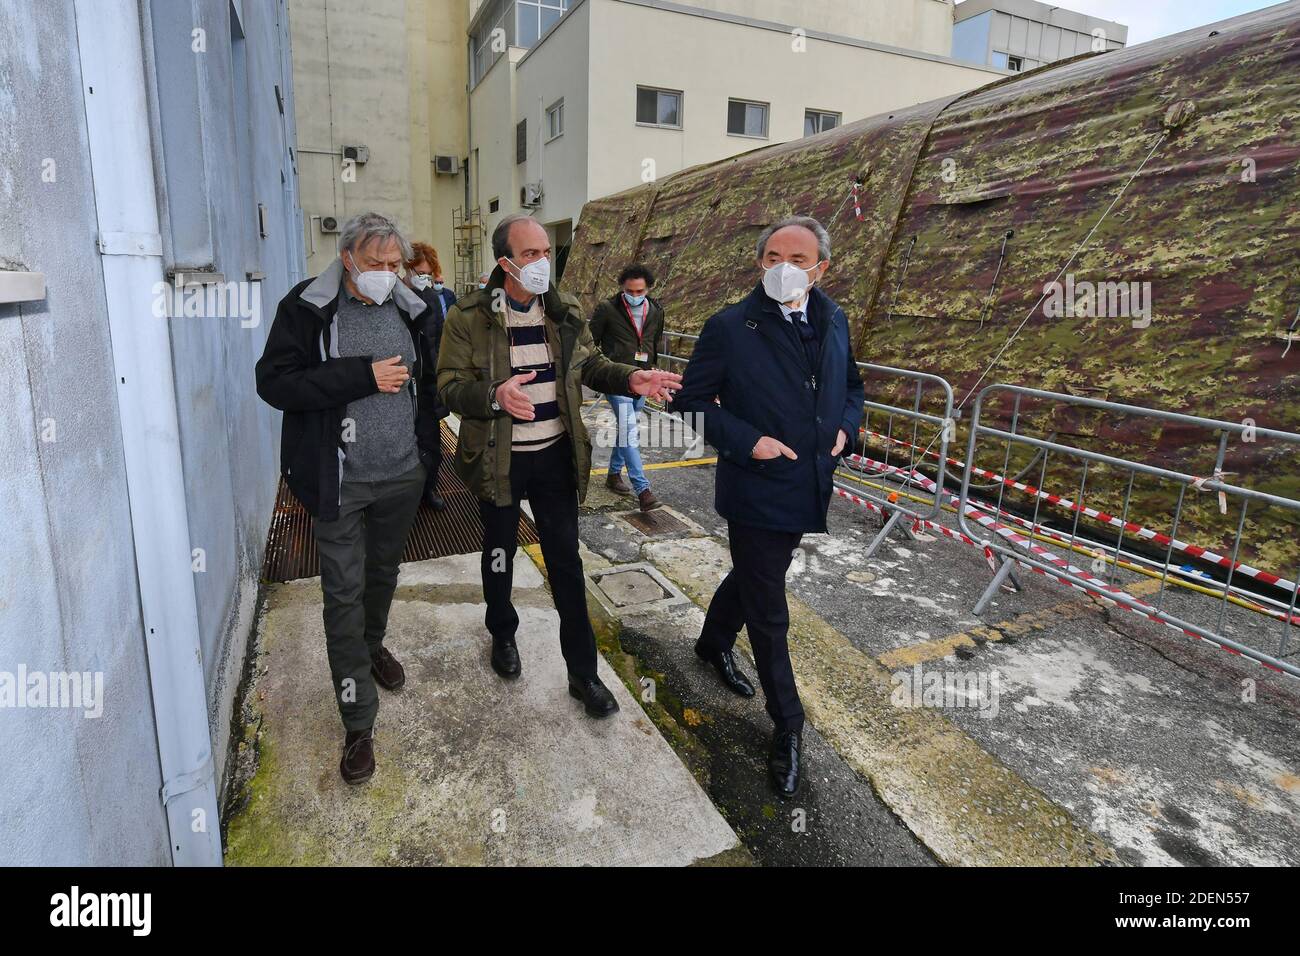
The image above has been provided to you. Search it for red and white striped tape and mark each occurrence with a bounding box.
[859,427,1296,596]
[838,453,1297,677]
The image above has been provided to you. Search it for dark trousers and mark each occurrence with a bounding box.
[421,425,444,495]
[698,521,806,732]
[478,435,598,679]
[313,462,426,731]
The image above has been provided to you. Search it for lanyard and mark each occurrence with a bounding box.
[621,297,647,344]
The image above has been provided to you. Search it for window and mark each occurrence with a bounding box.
[517,0,567,47]
[1007,54,1024,71]
[470,0,570,86]
[547,99,564,141]
[516,119,527,164]
[636,86,682,129]
[489,197,500,213]
[727,99,768,138]
[992,50,1010,69]
[804,109,840,137]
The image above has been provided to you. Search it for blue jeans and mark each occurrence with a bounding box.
[607,394,649,494]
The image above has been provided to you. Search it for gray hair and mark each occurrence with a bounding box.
[337,212,412,262]
[492,212,537,261]
[755,215,831,262]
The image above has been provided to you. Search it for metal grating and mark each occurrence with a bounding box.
[262,422,540,582]
[621,508,689,537]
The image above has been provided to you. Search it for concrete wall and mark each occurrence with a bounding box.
[515,0,590,238]
[0,0,303,864]
[291,0,469,285]
[469,46,528,251]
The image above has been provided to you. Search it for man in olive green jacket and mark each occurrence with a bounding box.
[437,214,680,717]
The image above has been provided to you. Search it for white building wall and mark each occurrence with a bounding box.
[583,0,1002,203]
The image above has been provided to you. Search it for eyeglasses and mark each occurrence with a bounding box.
[506,321,554,373]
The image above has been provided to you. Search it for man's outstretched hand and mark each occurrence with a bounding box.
[628,369,683,402]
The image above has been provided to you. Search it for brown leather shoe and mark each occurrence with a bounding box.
[340,727,375,784]
[370,644,406,691]
[638,489,662,512]
[605,472,633,495]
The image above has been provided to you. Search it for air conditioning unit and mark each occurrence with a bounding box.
[521,182,543,208]
[341,144,369,164]
[320,215,341,234]
[433,154,460,175]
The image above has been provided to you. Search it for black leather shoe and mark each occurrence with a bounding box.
[491,637,521,679]
[568,674,619,718]
[340,727,375,785]
[768,729,802,798]
[424,488,448,511]
[694,639,756,698]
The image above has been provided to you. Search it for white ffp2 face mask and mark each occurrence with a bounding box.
[762,261,814,305]
[507,256,551,295]
[347,255,398,304]
[409,273,433,291]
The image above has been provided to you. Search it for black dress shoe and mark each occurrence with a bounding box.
[424,488,448,511]
[568,674,619,718]
[694,638,756,698]
[340,727,375,785]
[491,637,521,679]
[768,729,802,798]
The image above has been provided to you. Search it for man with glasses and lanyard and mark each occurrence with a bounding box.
[437,214,682,717]
[589,264,666,512]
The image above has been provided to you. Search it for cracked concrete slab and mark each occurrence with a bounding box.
[224,556,740,866]
[643,535,1117,866]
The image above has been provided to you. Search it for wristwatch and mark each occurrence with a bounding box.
[488,382,502,414]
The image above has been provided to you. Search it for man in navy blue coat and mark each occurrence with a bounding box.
[672,216,864,797]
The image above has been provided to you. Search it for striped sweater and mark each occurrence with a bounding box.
[505,297,564,452]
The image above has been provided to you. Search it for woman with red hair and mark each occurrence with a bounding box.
[404,242,456,510]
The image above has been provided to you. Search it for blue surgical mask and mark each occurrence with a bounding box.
[478,282,487,289]
[623,292,647,307]
[433,281,444,291]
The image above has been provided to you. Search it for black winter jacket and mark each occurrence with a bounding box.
[255,260,435,521]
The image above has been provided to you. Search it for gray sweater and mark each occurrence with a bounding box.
[335,290,420,482]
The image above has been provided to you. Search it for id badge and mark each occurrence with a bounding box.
[635,350,649,363]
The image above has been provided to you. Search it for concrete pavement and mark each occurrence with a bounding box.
[223,551,742,866]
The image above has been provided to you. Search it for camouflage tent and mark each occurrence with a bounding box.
[565,2,1300,574]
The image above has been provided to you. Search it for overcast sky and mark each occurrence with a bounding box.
[1035,0,1285,44]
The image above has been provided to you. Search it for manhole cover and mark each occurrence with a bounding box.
[594,569,669,607]
[623,509,689,536]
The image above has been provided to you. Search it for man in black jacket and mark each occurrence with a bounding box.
[588,263,666,511]
[255,212,436,785]
[672,216,865,798]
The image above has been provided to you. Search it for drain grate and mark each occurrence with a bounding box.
[622,508,690,537]
[261,422,539,582]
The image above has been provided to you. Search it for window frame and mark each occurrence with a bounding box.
[803,108,841,137]
[546,98,565,142]
[726,97,770,140]
[635,85,683,130]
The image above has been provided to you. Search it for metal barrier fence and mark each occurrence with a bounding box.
[659,331,1300,679]
[957,385,1300,679]
[836,366,953,556]
[660,333,953,557]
